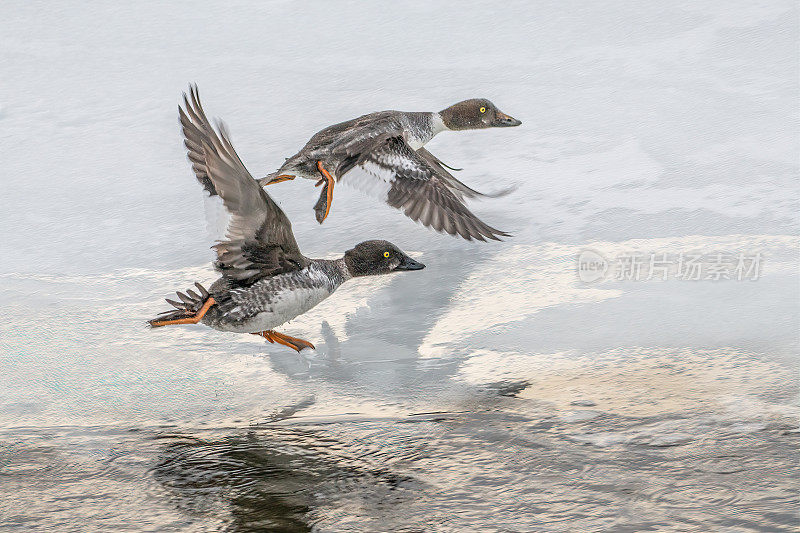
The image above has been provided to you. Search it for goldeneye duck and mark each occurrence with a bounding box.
[148,86,424,352]
[245,98,522,241]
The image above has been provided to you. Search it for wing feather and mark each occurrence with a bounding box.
[179,85,308,282]
[341,137,509,241]
[415,148,515,201]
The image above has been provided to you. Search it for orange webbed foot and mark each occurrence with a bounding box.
[251,330,315,352]
[314,161,335,223]
[265,174,295,185]
[150,297,216,327]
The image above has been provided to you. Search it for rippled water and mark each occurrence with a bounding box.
[1,1,798,531]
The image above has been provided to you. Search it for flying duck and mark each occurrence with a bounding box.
[253,98,522,241]
[148,86,425,352]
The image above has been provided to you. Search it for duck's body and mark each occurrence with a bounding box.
[201,260,348,333]
[149,86,424,352]
[258,99,521,241]
[277,111,446,181]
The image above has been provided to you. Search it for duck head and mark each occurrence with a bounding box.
[439,99,521,130]
[344,240,425,277]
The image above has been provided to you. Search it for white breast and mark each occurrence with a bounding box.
[215,267,337,333]
[247,285,331,332]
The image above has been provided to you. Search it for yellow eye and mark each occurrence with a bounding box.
[383,251,390,258]
[480,106,486,113]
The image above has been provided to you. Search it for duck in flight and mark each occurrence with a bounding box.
[255,98,521,241]
[148,86,425,352]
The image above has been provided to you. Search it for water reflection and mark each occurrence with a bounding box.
[144,398,798,532]
[153,432,316,532]
[151,429,419,532]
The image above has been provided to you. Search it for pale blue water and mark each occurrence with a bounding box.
[0,1,798,531]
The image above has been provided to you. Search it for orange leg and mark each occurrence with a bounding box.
[315,161,335,222]
[251,331,275,343]
[250,330,315,352]
[266,174,295,185]
[150,297,216,327]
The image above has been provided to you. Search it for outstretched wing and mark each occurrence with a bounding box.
[180,85,308,282]
[416,148,515,201]
[337,137,510,241]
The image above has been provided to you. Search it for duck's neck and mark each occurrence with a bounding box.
[334,257,354,281]
[429,112,448,137]
[309,258,352,290]
[403,112,449,150]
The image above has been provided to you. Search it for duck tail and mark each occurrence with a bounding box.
[148,282,212,328]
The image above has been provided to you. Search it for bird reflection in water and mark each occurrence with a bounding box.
[151,429,417,532]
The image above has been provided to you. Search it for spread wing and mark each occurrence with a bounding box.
[416,148,515,201]
[180,85,308,282]
[337,137,510,241]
